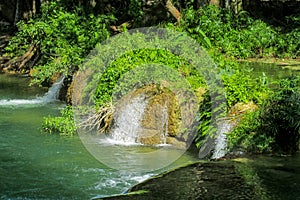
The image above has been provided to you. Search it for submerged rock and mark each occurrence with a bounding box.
[98,161,261,200]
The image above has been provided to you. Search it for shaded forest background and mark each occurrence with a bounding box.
[1,0,300,30]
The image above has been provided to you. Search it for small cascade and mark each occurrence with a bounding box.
[0,76,64,106]
[211,120,235,159]
[159,102,169,145]
[108,94,172,146]
[110,95,148,144]
[40,76,65,102]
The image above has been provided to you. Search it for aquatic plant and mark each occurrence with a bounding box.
[42,106,76,136]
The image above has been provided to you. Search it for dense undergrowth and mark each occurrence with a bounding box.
[5,1,114,85]
[4,1,300,154]
[229,77,300,154]
[171,5,300,58]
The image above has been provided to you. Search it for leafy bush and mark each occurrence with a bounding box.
[194,92,218,149]
[42,106,76,136]
[229,77,300,153]
[228,110,274,153]
[94,48,206,107]
[5,1,114,85]
[176,5,299,59]
[222,69,268,107]
[260,77,300,152]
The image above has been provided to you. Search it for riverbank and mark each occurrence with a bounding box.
[239,58,300,67]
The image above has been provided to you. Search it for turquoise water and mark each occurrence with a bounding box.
[0,74,198,199]
[0,74,47,100]
[1,61,300,199]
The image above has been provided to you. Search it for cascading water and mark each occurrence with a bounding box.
[41,76,65,101]
[0,73,201,199]
[211,120,235,159]
[109,83,234,158]
[0,76,64,106]
[159,101,169,145]
[110,95,148,144]
[109,94,170,146]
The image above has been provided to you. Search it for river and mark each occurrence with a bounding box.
[1,62,300,199]
[0,73,198,199]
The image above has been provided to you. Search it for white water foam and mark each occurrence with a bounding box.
[211,120,234,159]
[0,76,65,106]
[160,101,169,145]
[93,172,153,193]
[110,95,148,145]
[100,138,143,146]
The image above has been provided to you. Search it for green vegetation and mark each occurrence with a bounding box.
[2,1,300,154]
[229,77,300,153]
[222,68,268,107]
[95,48,205,107]
[5,1,114,85]
[176,5,300,58]
[42,106,76,136]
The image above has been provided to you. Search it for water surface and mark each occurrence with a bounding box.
[1,61,300,199]
[107,155,300,200]
[0,74,198,199]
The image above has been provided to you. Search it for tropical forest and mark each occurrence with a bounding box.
[0,0,300,199]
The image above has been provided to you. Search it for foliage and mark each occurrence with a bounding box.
[128,0,144,23]
[194,60,270,149]
[175,5,300,58]
[228,110,274,153]
[194,92,217,149]
[229,77,300,153]
[42,106,76,136]
[94,48,206,107]
[222,69,268,107]
[93,46,270,148]
[260,77,300,152]
[7,1,300,154]
[165,21,212,49]
[5,1,114,85]
[210,51,269,108]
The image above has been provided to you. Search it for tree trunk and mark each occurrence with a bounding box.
[165,0,181,23]
[12,0,41,25]
[13,0,20,26]
[222,0,243,13]
[210,0,220,7]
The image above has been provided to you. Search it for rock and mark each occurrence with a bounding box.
[111,84,194,148]
[228,101,258,117]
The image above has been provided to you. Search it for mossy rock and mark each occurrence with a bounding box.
[112,84,189,148]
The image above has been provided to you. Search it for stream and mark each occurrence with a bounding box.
[1,62,300,199]
[0,73,198,199]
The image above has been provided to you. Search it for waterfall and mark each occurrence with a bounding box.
[0,76,64,106]
[159,102,169,145]
[211,120,235,159]
[107,93,172,146]
[110,95,148,144]
[41,76,65,102]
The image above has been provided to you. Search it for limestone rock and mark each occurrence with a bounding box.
[111,84,189,148]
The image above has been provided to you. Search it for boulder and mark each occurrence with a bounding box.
[111,84,192,148]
